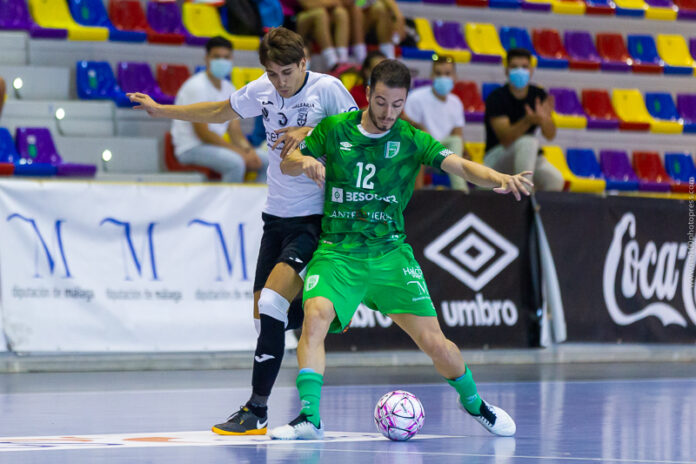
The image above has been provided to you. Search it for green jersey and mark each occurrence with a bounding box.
[300,110,453,255]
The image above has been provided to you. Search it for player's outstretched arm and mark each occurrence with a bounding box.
[127,93,240,123]
[280,148,325,187]
[441,155,533,201]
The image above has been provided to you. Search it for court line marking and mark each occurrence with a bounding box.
[0,431,463,453]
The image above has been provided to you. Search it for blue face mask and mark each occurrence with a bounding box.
[509,68,530,89]
[209,58,233,80]
[432,76,454,97]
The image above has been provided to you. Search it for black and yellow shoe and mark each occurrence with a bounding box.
[212,406,268,436]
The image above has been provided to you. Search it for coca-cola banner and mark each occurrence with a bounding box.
[537,192,696,343]
[326,190,536,351]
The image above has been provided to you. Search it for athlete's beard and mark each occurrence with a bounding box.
[367,104,394,132]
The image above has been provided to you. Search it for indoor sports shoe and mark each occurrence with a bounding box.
[211,406,268,435]
[269,413,324,440]
[458,397,516,437]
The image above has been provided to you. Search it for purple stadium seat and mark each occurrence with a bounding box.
[690,38,696,59]
[15,128,96,177]
[677,94,696,133]
[548,88,587,117]
[432,21,469,51]
[147,1,208,46]
[564,31,601,70]
[521,0,552,11]
[0,0,67,38]
[599,150,640,190]
[412,78,432,89]
[117,62,175,105]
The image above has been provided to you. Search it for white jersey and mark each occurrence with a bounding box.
[230,71,357,217]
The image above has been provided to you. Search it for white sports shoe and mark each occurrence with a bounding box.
[458,397,516,437]
[269,414,324,440]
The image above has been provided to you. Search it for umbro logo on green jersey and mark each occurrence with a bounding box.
[340,142,353,151]
[385,141,400,158]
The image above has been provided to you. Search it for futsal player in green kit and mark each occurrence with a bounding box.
[270,60,532,440]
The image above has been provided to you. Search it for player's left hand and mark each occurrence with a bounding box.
[493,171,533,201]
[274,126,311,158]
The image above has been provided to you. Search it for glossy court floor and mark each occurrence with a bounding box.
[0,362,694,463]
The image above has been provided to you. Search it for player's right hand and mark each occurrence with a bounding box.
[302,157,325,188]
[127,92,162,117]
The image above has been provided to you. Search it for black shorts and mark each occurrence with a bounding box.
[253,212,323,292]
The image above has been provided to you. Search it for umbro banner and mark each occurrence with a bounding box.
[326,190,537,351]
[536,192,696,343]
[0,180,273,352]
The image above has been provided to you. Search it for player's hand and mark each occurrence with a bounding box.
[302,157,325,187]
[241,148,263,171]
[127,93,163,117]
[536,95,555,121]
[493,171,533,201]
[274,126,311,158]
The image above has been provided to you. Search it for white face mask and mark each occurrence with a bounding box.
[209,58,233,79]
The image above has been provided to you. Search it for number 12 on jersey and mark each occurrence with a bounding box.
[355,162,376,190]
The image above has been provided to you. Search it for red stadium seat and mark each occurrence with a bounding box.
[456,0,489,6]
[452,81,485,123]
[581,89,650,132]
[163,132,220,180]
[532,29,570,61]
[596,33,632,69]
[108,0,185,45]
[156,64,191,97]
[632,151,675,192]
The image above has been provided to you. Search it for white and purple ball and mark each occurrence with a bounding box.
[373,390,425,441]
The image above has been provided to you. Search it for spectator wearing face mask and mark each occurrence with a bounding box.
[171,36,268,183]
[402,55,469,191]
[483,48,563,191]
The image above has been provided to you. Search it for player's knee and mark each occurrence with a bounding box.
[419,331,450,359]
[303,298,334,333]
[258,288,290,326]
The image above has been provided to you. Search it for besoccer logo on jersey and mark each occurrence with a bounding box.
[385,141,400,159]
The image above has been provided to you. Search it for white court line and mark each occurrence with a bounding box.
[0,431,462,453]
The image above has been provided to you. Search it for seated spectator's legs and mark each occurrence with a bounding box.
[440,135,469,192]
[345,1,367,62]
[0,76,6,119]
[178,145,247,183]
[533,156,564,191]
[296,8,339,70]
[254,147,270,183]
[484,135,563,191]
[367,0,395,58]
[330,6,350,63]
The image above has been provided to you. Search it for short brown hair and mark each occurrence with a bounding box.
[259,27,306,67]
[370,59,411,91]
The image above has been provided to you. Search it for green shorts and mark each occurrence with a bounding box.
[302,243,437,333]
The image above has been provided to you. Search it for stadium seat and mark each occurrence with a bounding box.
[76,61,133,107]
[599,150,640,190]
[464,141,485,164]
[157,64,191,97]
[564,31,602,70]
[423,0,456,4]
[596,33,633,72]
[109,0,185,45]
[627,35,664,73]
[612,89,681,133]
[231,67,264,90]
[614,0,647,16]
[644,0,678,19]
[117,62,175,105]
[407,20,469,63]
[632,151,673,191]
[532,29,571,69]
[543,146,605,192]
[430,21,474,63]
[0,128,18,176]
[489,0,522,8]
[656,34,695,74]
[147,0,204,46]
[465,23,506,63]
[584,0,616,14]
[9,127,57,176]
[664,152,695,192]
[548,88,587,129]
[0,0,67,38]
[566,148,604,179]
[181,3,259,51]
[68,0,145,42]
[16,127,96,177]
[498,27,550,68]
[456,0,489,6]
[552,0,586,14]
[412,78,432,89]
[482,82,502,101]
[676,94,696,132]
[163,132,219,180]
[674,0,696,18]
[645,93,684,132]
[27,0,109,41]
[580,89,621,130]
[453,81,485,123]
[521,0,552,11]
[691,38,696,59]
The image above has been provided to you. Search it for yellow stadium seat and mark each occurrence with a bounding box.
[551,0,586,14]
[465,23,506,60]
[542,146,605,193]
[182,3,259,51]
[551,112,587,130]
[656,34,695,71]
[464,142,485,164]
[28,0,108,41]
[613,0,647,11]
[645,3,677,19]
[231,67,265,89]
[413,18,471,63]
[612,89,683,134]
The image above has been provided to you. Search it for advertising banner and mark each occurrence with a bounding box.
[0,180,267,352]
[537,192,696,343]
[326,190,537,351]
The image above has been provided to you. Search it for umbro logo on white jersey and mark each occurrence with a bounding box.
[255,354,276,363]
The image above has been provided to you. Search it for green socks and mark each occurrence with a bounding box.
[447,366,482,415]
[297,370,324,427]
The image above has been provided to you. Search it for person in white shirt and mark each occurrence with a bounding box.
[402,55,469,191]
[172,36,268,183]
[127,27,357,436]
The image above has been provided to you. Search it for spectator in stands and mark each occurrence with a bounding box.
[483,48,563,191]
[281,0,349,70]
[402,55,469,191]
[171,36,268,183]
[344,0,405,61]
[349,50,386,109]
[0,76,5,119]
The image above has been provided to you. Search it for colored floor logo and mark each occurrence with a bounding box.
[424,213,519,291]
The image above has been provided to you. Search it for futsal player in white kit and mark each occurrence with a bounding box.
[127,27,357,435]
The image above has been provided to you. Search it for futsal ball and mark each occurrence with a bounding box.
[373,390,424,441]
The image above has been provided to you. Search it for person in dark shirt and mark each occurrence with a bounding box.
[484,48,563,191]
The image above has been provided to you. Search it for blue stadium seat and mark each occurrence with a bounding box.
[68,0,146,42]
[644,93,681,123]
[566,148,604,179]
[76,61,134,107]
[499,26,568,69]
[482,82,502,101]
[664,153,696,182]
[0,127,19,175]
